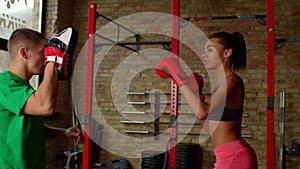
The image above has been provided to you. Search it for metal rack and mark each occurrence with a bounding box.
[82,1,299,168]
[83,3,174,168]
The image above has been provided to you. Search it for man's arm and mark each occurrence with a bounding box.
[22,28,78,116]
[44,124,84,145]
[44,123,66,139]
[23,62,58,116]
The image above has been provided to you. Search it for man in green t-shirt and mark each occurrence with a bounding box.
[0,28,84,169]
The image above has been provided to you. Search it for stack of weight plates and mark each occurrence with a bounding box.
[141,150,168,169]
[107,158,132,169]
[176,143,202,169]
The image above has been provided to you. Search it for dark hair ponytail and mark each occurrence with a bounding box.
[231,32,246,71]
[209,31,247,71]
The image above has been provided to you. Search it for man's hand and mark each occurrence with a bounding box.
[65,126,84,145]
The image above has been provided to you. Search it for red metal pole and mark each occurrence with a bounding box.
[266,0,275,168]
[82,2,96,169]
[169,0,179,168]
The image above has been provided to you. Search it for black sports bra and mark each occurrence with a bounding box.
[208,107,243,121]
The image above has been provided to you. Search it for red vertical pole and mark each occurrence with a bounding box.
[266,0,275,168]
[83,2,96,169]
[169,0,179,169]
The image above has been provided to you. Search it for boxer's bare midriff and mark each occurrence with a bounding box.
[209,120,243,148]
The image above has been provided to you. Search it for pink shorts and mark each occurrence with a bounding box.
[213,139,258,169]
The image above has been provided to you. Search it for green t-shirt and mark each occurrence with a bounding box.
[0,71,46,169]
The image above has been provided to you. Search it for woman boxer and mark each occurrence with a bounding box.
[156,31,258,169]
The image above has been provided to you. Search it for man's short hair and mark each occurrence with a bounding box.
[7,28,46,56]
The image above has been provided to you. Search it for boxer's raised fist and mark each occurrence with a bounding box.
[156,57,188,86]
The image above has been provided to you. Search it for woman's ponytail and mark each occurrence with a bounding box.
[231,32,247,71]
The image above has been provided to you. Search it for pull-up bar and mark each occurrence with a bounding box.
[96,13,138,35]
[184,14,266,21]
[95,33,171,52]
[183,14,266,26]
[275,38,300,50]
[93,13,172,53]
[275,38,300,42]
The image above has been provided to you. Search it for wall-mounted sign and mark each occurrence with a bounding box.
[0,0,34,39]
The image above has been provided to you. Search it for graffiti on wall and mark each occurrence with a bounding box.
[0,0,34,39]
[0,13,27,30]
[4,0,28,9]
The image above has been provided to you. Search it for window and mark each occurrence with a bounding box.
[0,0,42,88]
[0,50,9,73]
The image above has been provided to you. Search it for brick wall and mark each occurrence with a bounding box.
[43,0,77,169]
[44,0,300,168]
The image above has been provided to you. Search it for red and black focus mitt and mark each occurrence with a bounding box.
[44,27,78,80]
